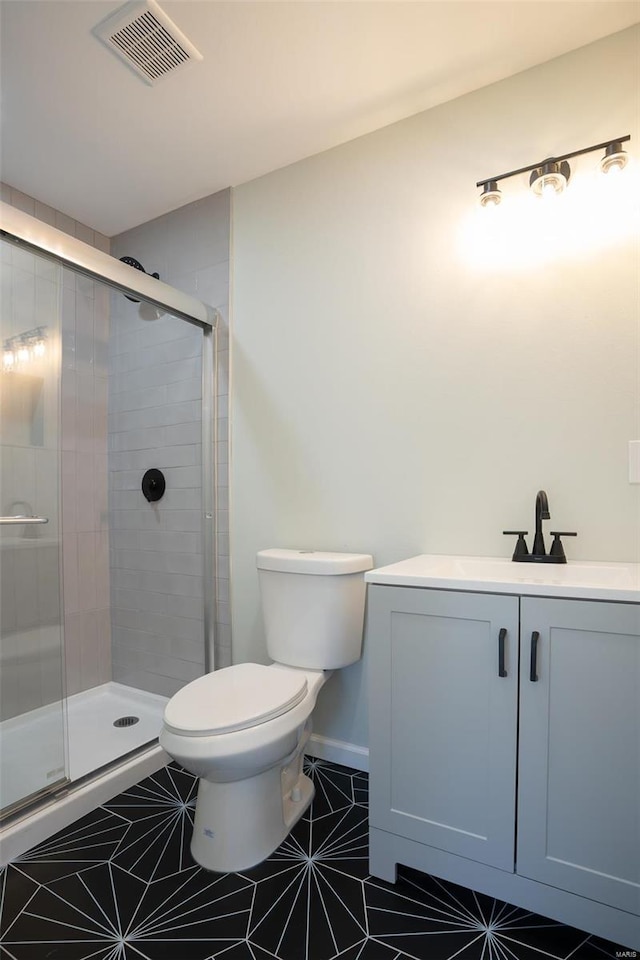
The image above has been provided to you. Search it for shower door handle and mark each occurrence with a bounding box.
[0,515,49,524]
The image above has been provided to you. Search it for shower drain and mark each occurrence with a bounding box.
[113,715,140,728]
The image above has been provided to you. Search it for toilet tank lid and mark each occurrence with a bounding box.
[257,549,373,575]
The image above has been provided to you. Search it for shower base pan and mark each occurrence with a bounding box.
[0,682,169,863]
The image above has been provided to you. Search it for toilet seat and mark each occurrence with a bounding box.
[163,663,308,737]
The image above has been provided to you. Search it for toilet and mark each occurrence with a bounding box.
[159,548,373,873]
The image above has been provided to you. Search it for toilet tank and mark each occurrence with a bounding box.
[257,549,374,669]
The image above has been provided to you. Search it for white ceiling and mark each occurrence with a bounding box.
[1,1,638,236]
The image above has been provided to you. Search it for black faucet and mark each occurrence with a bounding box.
[532,490,550,557]
[504,490,577,563]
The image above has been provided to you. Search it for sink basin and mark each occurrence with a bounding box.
[365,554,640,601]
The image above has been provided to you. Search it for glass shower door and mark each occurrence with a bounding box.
[0,238,68,815]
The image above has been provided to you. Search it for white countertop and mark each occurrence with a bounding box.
[365,554,640,603]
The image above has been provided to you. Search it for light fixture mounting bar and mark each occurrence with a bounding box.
[476,134,630,188]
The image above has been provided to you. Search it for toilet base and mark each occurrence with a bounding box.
[190,765,315,873]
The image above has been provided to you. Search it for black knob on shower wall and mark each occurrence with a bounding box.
[142,469,166,503]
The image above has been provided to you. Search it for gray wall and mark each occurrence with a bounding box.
[110,189,231,696]
[230,27,640,756]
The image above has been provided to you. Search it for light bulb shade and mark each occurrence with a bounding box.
[600,141,628,174]
[530,160,570,198]
[479,180,502,207]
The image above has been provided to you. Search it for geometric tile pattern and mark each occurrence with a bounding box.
[0,758,628,959]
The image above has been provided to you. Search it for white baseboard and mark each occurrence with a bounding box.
[306,733,369,772]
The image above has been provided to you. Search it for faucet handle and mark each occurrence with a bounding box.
[549,531,577,563]
[503,531,529,560]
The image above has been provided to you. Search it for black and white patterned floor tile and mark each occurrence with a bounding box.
[0,758,631,960]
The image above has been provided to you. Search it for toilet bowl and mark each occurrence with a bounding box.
[160,548,373,873]
[160,663,327,872]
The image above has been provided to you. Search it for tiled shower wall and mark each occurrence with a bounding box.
[1,183,112,716]
[110,189,231,696]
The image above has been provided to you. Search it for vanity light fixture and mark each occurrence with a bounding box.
[477,134,630,206]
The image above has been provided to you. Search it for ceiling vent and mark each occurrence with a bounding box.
[93,0,202,85]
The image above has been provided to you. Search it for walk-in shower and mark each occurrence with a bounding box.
[0,201,217,857]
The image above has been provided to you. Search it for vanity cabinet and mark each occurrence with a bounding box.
[368,583,640,947]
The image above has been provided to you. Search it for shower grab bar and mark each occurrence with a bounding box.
[0,515,49,524]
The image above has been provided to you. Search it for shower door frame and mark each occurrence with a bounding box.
[0,201,218,815]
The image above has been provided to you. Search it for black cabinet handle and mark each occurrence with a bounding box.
[530,631,540,682]
[498,628,507,677]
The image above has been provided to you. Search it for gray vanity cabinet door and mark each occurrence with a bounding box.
[368,586,519,872]
[518,597,640,916]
